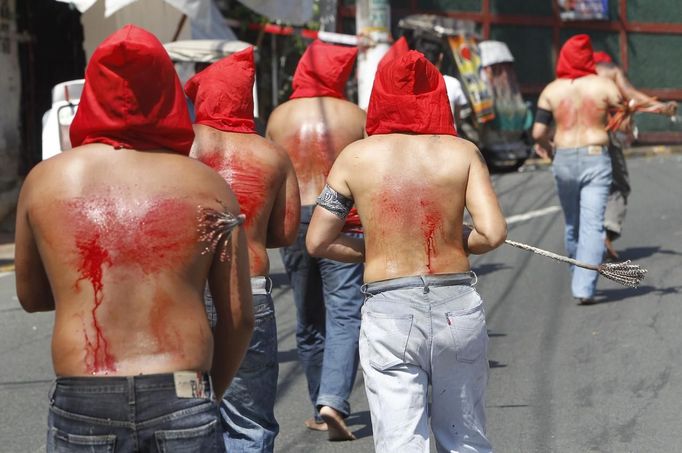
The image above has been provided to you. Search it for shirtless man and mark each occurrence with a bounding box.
[532,34,622,304]
[185,46,300,452]
[306,50,506,452]
[266,39,365,440]
[14,25,253,452]
[593,51,677,259]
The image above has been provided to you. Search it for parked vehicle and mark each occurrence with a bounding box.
[399,14,532,170]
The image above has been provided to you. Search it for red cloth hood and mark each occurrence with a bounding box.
[70,24,194,154]
[184,47,257,134]
[377,36,409,71]
[593,51,614,65]
[366,50,456,136]
[556,34,597,79]
[289,40,358,100]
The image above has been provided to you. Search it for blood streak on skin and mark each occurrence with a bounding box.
[200,152,267,227]
[375,181,444,274]
[76,232,115,374]
[555,97,604,131]
[283,124,336,197]
[68,196,197,374]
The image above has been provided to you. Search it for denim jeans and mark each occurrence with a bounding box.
[47,373,225,452]
[360,273,491,453]
[220,277,279,453]
[280,205,364,419]
[552,146,612,299]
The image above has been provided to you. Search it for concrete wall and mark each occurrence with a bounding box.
[0,0,21,228]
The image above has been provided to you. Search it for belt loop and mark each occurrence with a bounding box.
[470,270,478,287]
[265,276,273,295]
[48,380,57,406]
[421,275,430,294]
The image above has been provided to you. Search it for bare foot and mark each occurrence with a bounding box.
[304,417,328,432]
[320,406,356,441]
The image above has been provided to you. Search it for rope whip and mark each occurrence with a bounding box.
[503,238,647,288]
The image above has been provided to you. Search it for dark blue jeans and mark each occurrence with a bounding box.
[220,278,279,452]
[47,373,225,452]
[280,205,364,419]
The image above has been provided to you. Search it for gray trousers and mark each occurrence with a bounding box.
[359,273,491,453]
[604,136,631,238]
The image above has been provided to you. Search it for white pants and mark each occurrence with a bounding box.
[359,273,492,453]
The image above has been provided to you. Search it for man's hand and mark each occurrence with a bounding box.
[662,101,678,117]
[533,143,553,161]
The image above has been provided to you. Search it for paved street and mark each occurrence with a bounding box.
[1,154,681,452]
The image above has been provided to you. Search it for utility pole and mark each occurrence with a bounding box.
[355,0,390,110]
[318,0,337,32]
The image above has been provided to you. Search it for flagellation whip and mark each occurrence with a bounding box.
[503,238,647,288]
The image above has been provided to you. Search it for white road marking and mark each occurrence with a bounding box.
[505,206,561,225]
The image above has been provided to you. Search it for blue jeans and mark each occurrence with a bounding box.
[280,205,364,418]
[220,277,279,453]
[552,146,612,299]
[47,373,225,452]
[360,273,491,453]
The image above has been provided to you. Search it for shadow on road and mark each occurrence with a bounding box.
[591,284,681,305]
[472,262,511,277]
[619,246,679,261]
[345,410,373,440]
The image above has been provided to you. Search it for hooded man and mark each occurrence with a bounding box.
[532,34,622,304]
[592,50,677,260]
[14,25,254,452]
[265,39,365,441]
[306,50,506,453]
[185,46,301,453]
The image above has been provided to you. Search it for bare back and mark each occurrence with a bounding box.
[266,97,366,205]
[328,134,504,282]
[537,75,621,148]
[15,144,238,377]
[191,125,300,276]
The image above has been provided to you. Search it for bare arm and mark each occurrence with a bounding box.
[267,152,301,248]
[306,207,365,262]
[464,147,507,254]
[305,153,365,262]
[614,68,677,115]
[15,171,55,313]
[209,203,254,396]
[532,91,554,159]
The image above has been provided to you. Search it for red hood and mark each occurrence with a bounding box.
[184,47,257,134]
[366,50,456,136]
[593,51,614,65]
[289,40,358,100]
[70,24,194,154]
[556,34,597,79]
[377,36,410,72]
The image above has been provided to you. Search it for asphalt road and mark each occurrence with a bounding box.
[1,154,681,452]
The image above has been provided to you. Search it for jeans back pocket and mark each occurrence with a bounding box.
[446,302,488,364]
[155,419,222,453]
[48,427,116,452]
[362,311,413,371]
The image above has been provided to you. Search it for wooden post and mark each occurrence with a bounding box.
[355,0,391,109]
